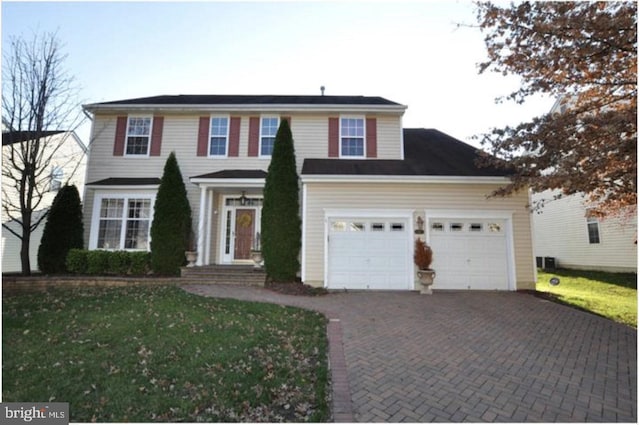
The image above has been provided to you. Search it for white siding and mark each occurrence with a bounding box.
[303,182,535,290]
[533,190,637,272]
[83,112,404,250]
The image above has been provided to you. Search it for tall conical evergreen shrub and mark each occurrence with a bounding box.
[150,152,192,275]
[37,184,84,274]
[261,119,301,282]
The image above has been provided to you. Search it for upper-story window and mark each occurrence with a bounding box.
[50,166,64,192]
[260,117,279,156]
[126,116,152,155]
[340,117,365,157]
[209,117,229,156]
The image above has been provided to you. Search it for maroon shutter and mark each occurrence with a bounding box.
[197,117,209,157]
[248,117,260,157]
[113,116,127,156]
[366,118,377,158]
[150,116,163,156]
[328,117,339,158]
[228,116,241,157]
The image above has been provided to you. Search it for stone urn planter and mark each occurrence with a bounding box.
[414,238,435,295]
[250,250,263,269]
[185,251,197,267]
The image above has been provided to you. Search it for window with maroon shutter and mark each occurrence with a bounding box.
[328,117,339,158]
[124,116,153,155]
[248,117,260,157]
[197,117,210,156]
[228,117,241,157]
[366,117,377,158]
[113,116,127,156]
[149,116,163,156]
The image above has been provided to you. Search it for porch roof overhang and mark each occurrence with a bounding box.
[190,169,267,188]
[85,177,161,189]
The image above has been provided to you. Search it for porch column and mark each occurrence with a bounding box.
[197,186,207,266]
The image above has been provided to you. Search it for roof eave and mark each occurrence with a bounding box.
[83,103,407,114]
[300,175,512,184]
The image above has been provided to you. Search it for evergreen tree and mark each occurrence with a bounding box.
[261,119,301,282]
[37,184,83,274]
[150,152,192,275]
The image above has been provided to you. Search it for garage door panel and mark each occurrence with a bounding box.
[328,217,411,290]
[429,218,509,291]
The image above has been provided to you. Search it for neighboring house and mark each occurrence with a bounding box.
[533,190,637,272]
[1,130,87,273]
[531,98,637,273]
[82,94,536,291]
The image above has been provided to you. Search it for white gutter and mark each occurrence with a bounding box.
[85,184,161,190]
[300,175,512,185]
[189,177,266,188]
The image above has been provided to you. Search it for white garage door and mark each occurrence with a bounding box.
[429,219,510,290]
[327,218,412,290]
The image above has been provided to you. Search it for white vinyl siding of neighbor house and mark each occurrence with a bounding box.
[2,132,87,272]
[532,190,637,272]
[82,113,403,248]
[302,182,535,290]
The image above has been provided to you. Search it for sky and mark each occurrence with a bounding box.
[1,0,554,147]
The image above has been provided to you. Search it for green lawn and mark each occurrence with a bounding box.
[2,285,329,422]
[536,268,637,327]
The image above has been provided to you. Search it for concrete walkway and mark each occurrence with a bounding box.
[182,285,637,422]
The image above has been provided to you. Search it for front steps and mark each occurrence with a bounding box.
[180,265,266,286]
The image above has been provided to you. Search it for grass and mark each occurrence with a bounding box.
[536,268,637,328]
[2,285,329,422]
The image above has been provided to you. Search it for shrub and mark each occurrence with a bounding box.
[87,250,110,275]
[414,239,433,270]
[66,249,88,274]
[66,250,152,276]
[37,185,84,274]
[261,120,301,282]
[150,152,192,276]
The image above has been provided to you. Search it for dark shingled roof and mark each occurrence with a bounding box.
[86,177,161,186]
[2,130,65,146]
[301,128,510,177]
[93,94,401,107]
[191,169,267,180]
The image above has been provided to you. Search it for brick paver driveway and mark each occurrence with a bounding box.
[183,285,637,422]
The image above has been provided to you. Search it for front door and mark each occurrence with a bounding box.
[234,209,255,260]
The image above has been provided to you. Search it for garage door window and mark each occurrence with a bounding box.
[470,223,483,232]
[371,223,385,231]
[332,221,347,232]
[390,223,405,231]
[351,222,365,232]
[450,223,463,232]
[488,223,502,233]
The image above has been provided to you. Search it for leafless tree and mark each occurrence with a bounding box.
[2,31,85,275]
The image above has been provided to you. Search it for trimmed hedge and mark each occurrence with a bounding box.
[67,249,151,276]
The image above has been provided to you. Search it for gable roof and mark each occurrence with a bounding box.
[83,94,407,114]
[2,130,65,146]
[301,128,510,178]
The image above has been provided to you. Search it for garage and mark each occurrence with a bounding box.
[428,218,511,290]
[327,217,412,290]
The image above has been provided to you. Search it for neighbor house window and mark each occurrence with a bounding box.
[209,117,229,156]
[260,117,279,156]
[587,216,600,244]
[50,166,64,191]
[125,117,152,155]
[96,197,153,250]
[340,117,365,157]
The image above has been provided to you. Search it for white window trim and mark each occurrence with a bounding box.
[89,191,157,251]
[586,216,601,244]
[259,116,280,158]
[339,115,366,159]
[208,115,230,158]
[124,115,153,157]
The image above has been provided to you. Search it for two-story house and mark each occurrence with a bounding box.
[82,94,536,291]
[2,129,87,273]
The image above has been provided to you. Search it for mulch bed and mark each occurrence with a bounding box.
[265,280,328,296]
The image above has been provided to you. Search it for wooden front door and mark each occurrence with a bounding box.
[234,209,255,260]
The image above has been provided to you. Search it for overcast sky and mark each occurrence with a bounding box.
[2,0,554,146]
